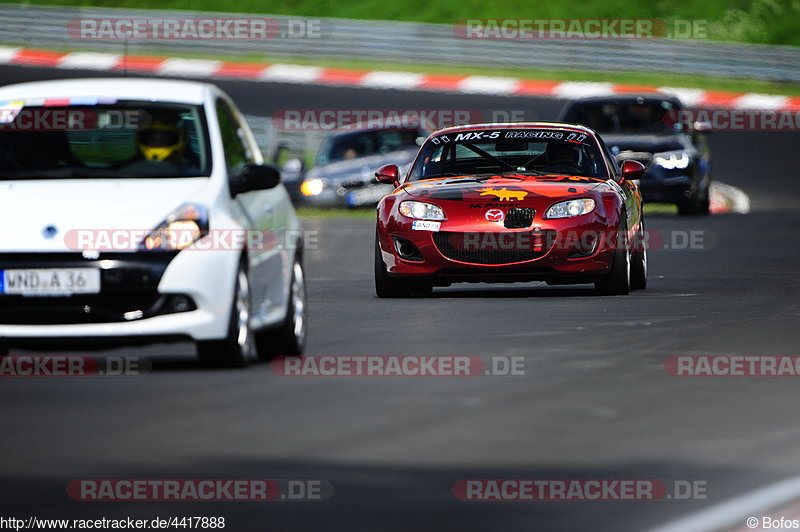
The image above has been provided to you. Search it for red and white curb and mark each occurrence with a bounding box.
[710,182,750,214]
[0,45,798,112]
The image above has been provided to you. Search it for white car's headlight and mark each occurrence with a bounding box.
[545,198,596,219]
[653,150,690,170]
[142,203,209,251]
[300,178,325,197]
[399,201,446,221]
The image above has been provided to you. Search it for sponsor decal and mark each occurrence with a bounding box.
[477,187,528,201]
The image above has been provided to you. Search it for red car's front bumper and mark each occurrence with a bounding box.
[378,212,622,286]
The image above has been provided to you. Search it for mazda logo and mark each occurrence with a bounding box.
[485,209,505,222]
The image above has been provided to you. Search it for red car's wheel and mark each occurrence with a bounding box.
[630,219,648,291]
[375,234,412,298]
[374,234,433,298]
[595,217,631,296]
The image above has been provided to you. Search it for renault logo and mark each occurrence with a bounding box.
[42,225,58,239]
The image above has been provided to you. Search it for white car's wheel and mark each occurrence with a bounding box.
[256,258,307,359]
[197,263,255,368]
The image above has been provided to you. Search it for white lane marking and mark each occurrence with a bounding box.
[735,93,789,110]
[58,52,121,70]
[554,81,615,99]
[647,475,800,532]
[658,87,706,107]
[157,58,222,77]
[458,75,520,95]
[361,71,423,89]
[711,182,751,214]
[0,46,21,64]
[260,64,322,83]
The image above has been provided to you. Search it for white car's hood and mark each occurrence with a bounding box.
[0,178,209,252]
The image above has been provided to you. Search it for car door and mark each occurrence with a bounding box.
[215,98,289,328]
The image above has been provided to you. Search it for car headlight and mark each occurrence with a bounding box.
[653,150,690,170]
[142,203,209,251]
[399,201,446,221]
[300,178,325,197]
[545,198,596,219]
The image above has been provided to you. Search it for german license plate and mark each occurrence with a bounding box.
[0,268,101,296]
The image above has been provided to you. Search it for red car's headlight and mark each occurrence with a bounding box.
[545,198,596,219]
[399,201,446,221]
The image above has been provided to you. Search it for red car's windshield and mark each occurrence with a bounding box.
[408,129,609,181]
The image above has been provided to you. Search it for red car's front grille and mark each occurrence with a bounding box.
[503,208,536,229]
[432,230,557,265]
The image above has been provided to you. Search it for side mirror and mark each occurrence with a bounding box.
[230,163,281,196]
[375,164,400,186]
[620,160,646,182]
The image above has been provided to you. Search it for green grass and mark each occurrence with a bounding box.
[9,0,800,46]
[643,203,679,216]
[297,207,375,219]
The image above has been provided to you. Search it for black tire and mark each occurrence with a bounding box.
[255,257,307,360]
[630,219,648,291]
[595,218,631,296]
[375,234,412,298]
[698,191,711,215]
[196,262,254,368]
[677,189,710,216]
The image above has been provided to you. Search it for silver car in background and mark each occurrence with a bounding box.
[297,126,427,207]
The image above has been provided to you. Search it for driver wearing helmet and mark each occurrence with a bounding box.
[123,114,198,175]
[137,121,186,163]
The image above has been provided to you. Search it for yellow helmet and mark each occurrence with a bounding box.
[137,121,185,162]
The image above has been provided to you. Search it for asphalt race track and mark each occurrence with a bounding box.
[1,66,800,531]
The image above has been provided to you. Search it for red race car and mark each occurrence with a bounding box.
[374,122,647,297]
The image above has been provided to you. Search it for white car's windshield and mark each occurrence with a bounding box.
[0,101,211,179]
[408,128,609,181]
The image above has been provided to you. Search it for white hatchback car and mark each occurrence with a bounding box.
[0,78,306,367]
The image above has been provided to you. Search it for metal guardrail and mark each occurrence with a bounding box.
[1,4,800,83]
